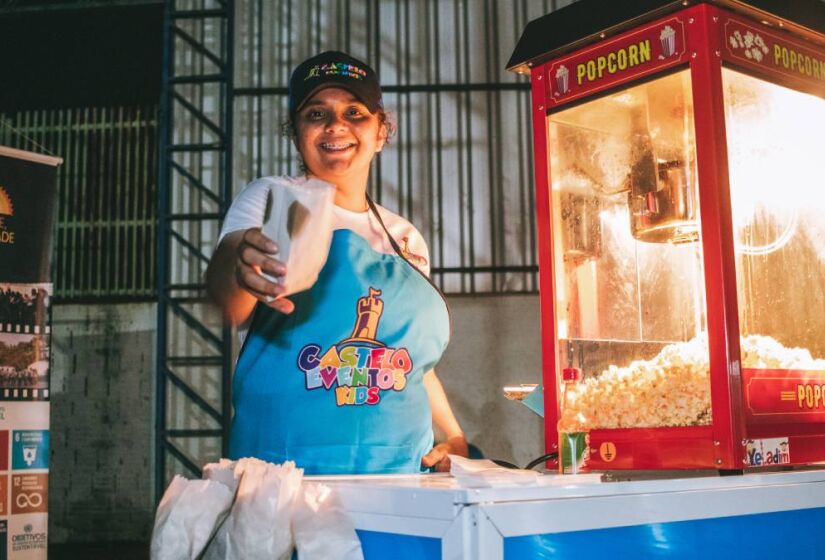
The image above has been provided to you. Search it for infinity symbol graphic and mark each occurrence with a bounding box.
[16,493,42,508]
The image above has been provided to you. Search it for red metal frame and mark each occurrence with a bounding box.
[529,3,825,471]
[687,3,745,471]
[529,65,560,466]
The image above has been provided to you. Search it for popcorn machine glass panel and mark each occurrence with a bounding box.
[723,68,825,370]
[547,70,712,432]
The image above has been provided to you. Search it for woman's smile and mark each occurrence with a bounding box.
[319,140,356,153]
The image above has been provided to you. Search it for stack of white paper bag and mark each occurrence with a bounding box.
[150,457,364,560]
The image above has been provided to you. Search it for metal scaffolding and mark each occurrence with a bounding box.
[156,0,234,499]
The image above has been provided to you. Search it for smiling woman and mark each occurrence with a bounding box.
[294,88,387,207]
[205,51,468,476]
[280,86,396,182]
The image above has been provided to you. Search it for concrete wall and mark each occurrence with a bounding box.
[46,294,544,542]
[50,303,156,543]
[438,294,544,468]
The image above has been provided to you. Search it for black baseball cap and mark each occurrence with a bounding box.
[288,51,383,116]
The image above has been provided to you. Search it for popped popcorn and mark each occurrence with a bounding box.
[558,333,825,432]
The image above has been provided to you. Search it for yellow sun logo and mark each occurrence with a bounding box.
[0,186,12,216]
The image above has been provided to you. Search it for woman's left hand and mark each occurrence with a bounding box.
[421,435,469,472]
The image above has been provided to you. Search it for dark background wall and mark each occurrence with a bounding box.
[0,2,163,111]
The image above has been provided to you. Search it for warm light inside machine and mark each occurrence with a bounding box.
[543,63,825,437]
[547,69,708,346]
[723,68,825,256]
[546,69,713,433]
[724,68,825,360]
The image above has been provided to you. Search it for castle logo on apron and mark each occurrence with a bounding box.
[297,287,414,407]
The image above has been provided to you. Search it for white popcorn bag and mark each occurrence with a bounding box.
[150,475,235,560]
[261,177,336,296]
[202,458,304,560]
[203,458,239,494]
[293,482,364,560]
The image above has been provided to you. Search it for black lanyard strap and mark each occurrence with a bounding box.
[365,194,452,336]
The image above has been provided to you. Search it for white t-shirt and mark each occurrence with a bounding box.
[218,176,432,339]
[218,176,431,275]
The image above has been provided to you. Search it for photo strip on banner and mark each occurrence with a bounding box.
[0,284,50,336]
[0,285,50,402]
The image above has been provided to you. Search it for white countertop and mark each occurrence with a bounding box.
[306,468,825,521]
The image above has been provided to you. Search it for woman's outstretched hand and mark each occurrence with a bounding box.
[234,228,294,315]
[421,435,469,472]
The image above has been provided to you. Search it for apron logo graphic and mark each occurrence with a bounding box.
[296,287,414,406]
[342,287,385,346]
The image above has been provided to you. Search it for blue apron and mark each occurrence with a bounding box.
[229,227,451,474]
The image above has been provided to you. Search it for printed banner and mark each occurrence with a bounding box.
[723,15,825,92]
[743,368,825,424]
[545,16,688,108]
[0,147,60,560]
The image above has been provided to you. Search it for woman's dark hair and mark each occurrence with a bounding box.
[281,109,396,173]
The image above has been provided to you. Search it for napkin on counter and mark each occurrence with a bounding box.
[448,454,540,488]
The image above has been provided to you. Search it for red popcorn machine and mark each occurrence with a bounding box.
[508,0,825,471]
